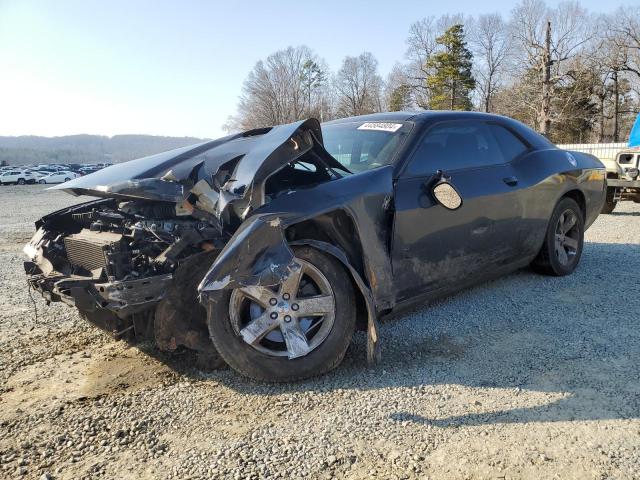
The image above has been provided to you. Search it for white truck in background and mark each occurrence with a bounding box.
[558,115,640,214]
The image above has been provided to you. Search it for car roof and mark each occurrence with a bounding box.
[324,110,522,125]
[323,111,554,149]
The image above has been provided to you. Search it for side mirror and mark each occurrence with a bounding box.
[432,181,463,210]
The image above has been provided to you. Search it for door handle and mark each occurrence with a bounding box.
[503,176,518,186]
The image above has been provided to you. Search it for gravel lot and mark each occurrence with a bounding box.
[1,184,639,480]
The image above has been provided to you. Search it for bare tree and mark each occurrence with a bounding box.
[468,13,511,112]
[231,46,325,130]
[609,6,640,80]
[509,0,592,137]
[333,52,383,117]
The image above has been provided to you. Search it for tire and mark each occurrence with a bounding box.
[64,177,70,182]
[39,180,46,184]
[17,178,25,185]
[531,197,584,276]
[601,187,617,214]
[205,245,356,382]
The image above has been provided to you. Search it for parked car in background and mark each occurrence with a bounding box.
[78,166,103,175]
[37,171,80,184]
[0,169,37,185]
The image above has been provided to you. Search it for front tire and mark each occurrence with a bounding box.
[205,246,356,382]
[17,178,25,185]
[531,197,584,276]
[39,179,46,184]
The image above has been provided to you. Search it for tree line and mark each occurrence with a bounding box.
[225,1,640,144]
[0,134,204,165]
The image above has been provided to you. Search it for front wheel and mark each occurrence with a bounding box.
[531,197,584,276]
[601,187,617,214]
[39,179,46,184]
[17,178,25,185]
[205,246,356,382]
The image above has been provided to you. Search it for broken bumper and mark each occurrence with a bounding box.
[25,262,173,318]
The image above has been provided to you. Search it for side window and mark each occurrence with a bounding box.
[406,121,509,176]
[489,124,528,162]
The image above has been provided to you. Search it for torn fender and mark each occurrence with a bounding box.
[290,239,381,365]
[197,219,381,365]
[197,166,396,364]
[196,213,297,291]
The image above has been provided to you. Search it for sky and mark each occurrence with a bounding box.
[0,0,623,139]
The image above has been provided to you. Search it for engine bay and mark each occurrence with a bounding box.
[26,199,228,285]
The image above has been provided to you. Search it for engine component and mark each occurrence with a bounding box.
[63,229,122,272]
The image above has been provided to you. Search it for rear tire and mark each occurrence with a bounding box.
[205,246,356,382]
[17,178,25,185]
[601,187,617,214]
[531,197,584,276]
[39,180,46,184]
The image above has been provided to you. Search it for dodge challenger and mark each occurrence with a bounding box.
[23,112,606,381]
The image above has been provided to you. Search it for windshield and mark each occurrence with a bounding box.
[321,121,411,173]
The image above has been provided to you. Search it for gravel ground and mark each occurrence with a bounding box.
[1,184,639,480]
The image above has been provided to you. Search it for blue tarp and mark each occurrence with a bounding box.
[629,113,640,147]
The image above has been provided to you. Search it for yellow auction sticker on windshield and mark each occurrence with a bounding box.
[357,122,403,133]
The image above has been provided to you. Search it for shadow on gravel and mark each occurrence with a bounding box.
[205,241,640,426]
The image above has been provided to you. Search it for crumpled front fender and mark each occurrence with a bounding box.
[197,213,297,292]
[197,215,381,364]
[197,167,396,364]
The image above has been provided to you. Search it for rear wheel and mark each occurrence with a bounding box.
[205,246,356,382]
[64,177,70,182]
[17,178,25,185]
[39,179,46,184]
[531,197,584,276]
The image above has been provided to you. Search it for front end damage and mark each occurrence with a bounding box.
[24,118,394,366]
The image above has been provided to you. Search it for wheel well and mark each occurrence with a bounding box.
[562,189,586,219]
[285,210,369,331]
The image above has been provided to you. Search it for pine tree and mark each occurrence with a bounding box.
[300,60,326,117]
[425,24,476,110]
[388,84,411,111]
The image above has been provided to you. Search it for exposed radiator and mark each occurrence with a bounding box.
[63,230,122,272]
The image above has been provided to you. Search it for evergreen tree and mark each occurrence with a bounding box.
[300,60,326,116]
[388,84,412,111]
[425,25,476,110]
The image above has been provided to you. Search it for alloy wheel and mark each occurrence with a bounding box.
[554,209,580,266]
[229,258,335,359]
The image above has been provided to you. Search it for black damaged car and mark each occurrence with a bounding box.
[24,112,606,381]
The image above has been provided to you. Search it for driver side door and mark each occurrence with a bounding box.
[392,120,528,301]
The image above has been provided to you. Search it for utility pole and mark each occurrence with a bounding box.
[539,20,552,138]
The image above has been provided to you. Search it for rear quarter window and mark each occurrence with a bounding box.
[489,124,529,162]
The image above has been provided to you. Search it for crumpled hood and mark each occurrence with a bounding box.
[52,118,348,220]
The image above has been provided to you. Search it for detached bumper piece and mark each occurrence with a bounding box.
[25,261,172,318]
